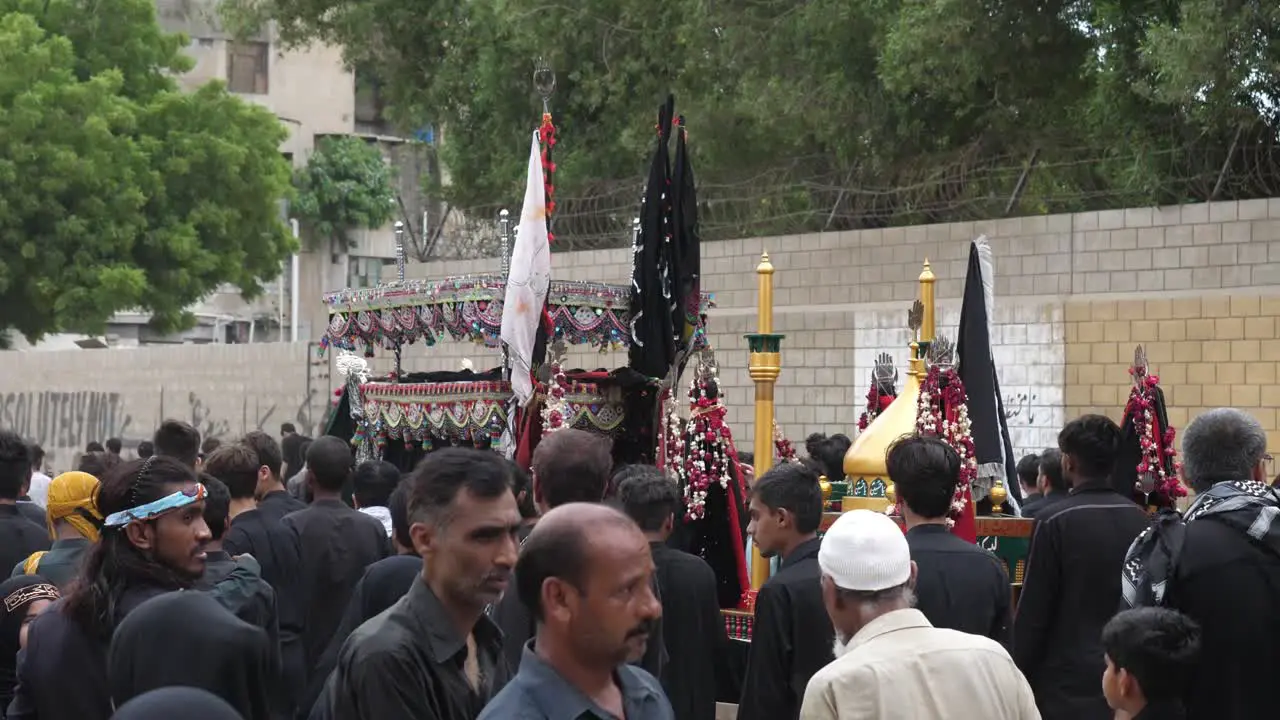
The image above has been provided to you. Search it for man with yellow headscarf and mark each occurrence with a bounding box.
[12,471,103,588]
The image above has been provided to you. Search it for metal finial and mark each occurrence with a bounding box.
[393,221,406,283]
[533,58,556,113]
[498,209,512,280]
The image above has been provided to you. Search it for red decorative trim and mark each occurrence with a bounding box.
[1125,369,1186,507]
[915,366,977,528]
[538,113,557,242]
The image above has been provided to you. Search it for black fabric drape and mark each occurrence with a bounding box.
[670,113,701,373]
[956,242,1018,501]
[628,95,677,379]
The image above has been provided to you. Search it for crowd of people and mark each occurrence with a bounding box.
[0,405,1273,720]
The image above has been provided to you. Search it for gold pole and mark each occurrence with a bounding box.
[747,251,783,590]
[919,259,936,343]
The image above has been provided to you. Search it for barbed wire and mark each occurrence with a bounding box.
[425,124,1280,259]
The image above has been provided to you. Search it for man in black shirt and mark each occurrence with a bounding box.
[888,435,1010,645]
[208,440,307,710]
[1023,449,1068,520]
[312,448,521,720]
[1015,453,1042,516]
[242,431,307,519]
[284,437,389,683]
[739,461,831,720]
[1122,408,1280,720]
[1014,415,1148,720]
[617,466,723,720]
[0,431,50,577]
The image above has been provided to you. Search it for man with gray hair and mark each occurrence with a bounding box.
[800,510,1038,720]
[1121,407,1279,720]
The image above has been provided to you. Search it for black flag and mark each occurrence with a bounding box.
[628,96,677,378]
[670,113,701,372]
[956,237,1020,507]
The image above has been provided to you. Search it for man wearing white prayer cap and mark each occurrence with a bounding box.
[800,510,1041,720]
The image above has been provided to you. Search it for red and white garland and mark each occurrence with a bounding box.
[773,420,798,463]
[912,365,977,527]
[541,363,569,434]
[669,359,734,520]
[1126,370,1185,506]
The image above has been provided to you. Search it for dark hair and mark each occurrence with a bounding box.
[1101,607,1201,702]
[86,441,106,453]
[200,474,231,541]
[532,429,613,508]
[407,448,513,526]
[153,420,202,469]
[28,442,45,469]
[388,482,412,550]
[0,430,32,500]
[281,423,296,435]
[354,461,401,508]
[507,459,538,520]
[78,451,122,479]
[886,435,961,519]
[200,438,222,456]
[751,461,823,534]
[515,505,634,621]
[616,465,679,532]
[63,456,202,641]
[106,438,123,455]
[240,431,283,479]
[1038,448,1066,493]
[1016,453,1041,488]
[136,441,154,459]
[305,436,352,491]
[813,435,851,481]
[805,433,827,459]
[1058,414,1122,481]
[204,444,261,500]
[737,451,754,466]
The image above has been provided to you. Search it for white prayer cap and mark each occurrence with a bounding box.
[818,510,911,592]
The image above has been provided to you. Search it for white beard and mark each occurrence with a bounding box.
[831,632,854,660]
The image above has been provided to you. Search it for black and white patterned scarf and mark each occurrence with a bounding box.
[1121,479,1280,609]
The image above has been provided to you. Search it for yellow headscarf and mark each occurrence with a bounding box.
[45,471,103,542]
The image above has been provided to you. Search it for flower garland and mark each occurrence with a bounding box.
[1126,370,1186,506]
[857,384,897,431]
[538,113,557,243]
[913,365,977,527]
[671,360,733,520]
[773,421,797,463]
[541,363,569,434]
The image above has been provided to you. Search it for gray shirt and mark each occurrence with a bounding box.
[478,643,673,720]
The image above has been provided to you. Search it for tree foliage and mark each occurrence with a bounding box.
[292,135,397,249]
[0,0,293,342]
[224,0,1279,230]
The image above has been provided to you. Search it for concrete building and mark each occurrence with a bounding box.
[10,2,421,351]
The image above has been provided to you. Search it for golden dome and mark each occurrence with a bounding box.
[844,369,921,480]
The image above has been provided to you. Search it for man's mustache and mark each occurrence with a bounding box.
[627,619,658,639]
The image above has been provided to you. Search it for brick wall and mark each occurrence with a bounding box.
[1065,294,1280,453]
[3,198,1278,468]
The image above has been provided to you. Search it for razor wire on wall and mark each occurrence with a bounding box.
[421,123,1280,259]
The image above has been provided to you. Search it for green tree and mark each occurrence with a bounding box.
[292,135,397,250]
[223,0,1279,240]
[0,0,294,342]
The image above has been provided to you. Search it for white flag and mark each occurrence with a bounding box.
[501,131,551,406]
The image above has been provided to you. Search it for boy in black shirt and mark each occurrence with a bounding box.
[1101,607,1200,720]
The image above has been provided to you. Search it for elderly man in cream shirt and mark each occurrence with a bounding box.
[800,510,1039,720]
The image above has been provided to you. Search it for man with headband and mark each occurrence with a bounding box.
[8,456,263,720]
[11,471,104,588]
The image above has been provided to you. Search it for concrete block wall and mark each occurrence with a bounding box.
[0,343,331,474]
[3,198,1279,471]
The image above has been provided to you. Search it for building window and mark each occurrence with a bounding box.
[227,41,269,95]
[348,257,393,289]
